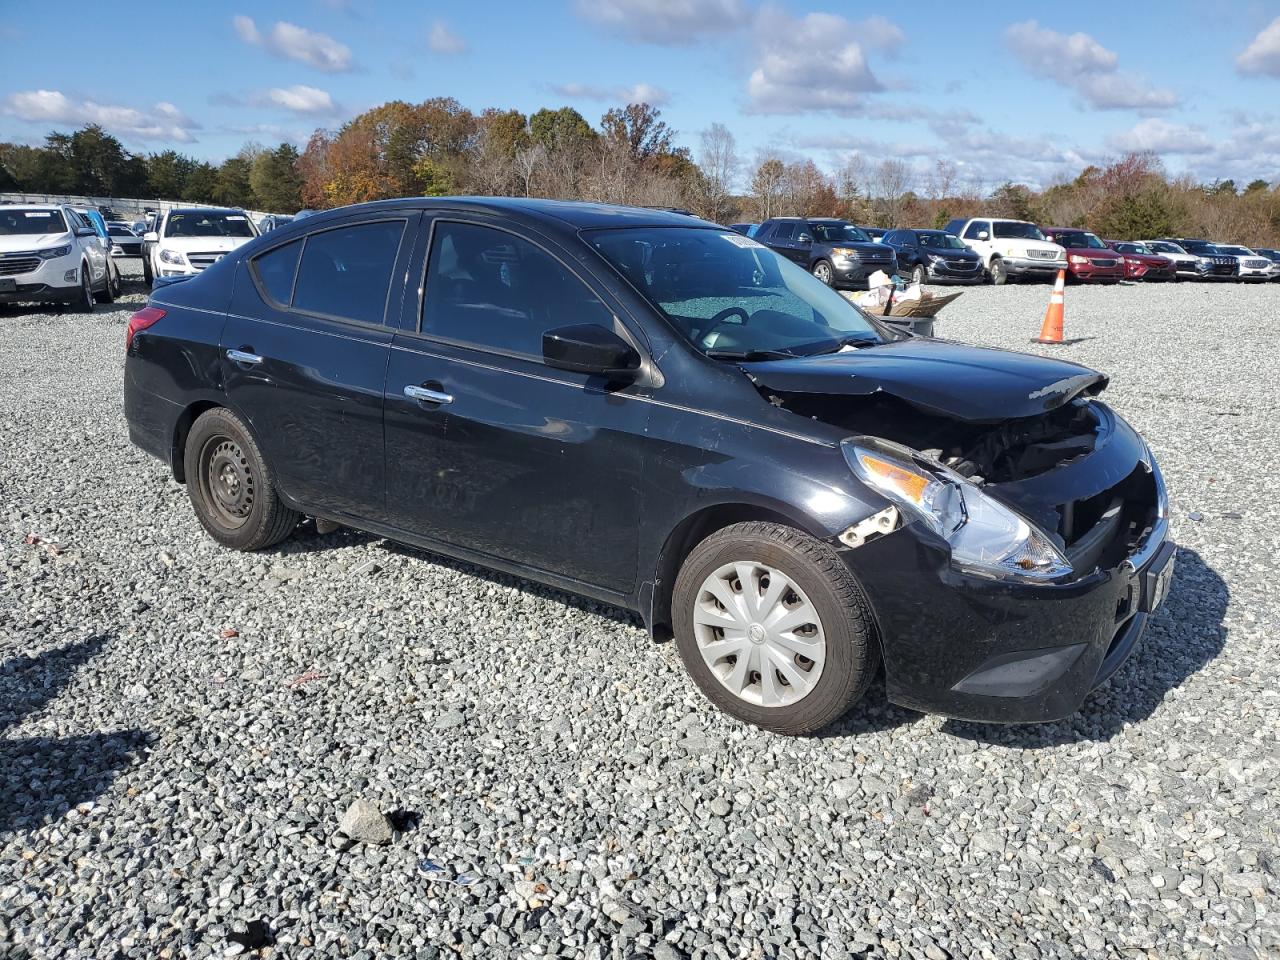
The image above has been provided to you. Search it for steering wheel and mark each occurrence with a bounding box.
[698,306,751,347]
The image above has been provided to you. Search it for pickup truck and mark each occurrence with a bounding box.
[944,217,1067,285]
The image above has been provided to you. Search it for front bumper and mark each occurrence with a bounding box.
[844,516,1173,723]
[925,260,985,284]
[1067,261,1124,282]
[0,256,83,304]
[831,257,898,288]
[1002,256,1068,278]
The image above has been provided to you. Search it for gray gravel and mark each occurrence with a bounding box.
[1,265,1277,958]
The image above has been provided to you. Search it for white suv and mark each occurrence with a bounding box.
[143,207,259,286]
[1213,244,1273,282]
[0,204,117,310]
[944,217,1067,285]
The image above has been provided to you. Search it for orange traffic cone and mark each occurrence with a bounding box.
[1036,270,1066,344]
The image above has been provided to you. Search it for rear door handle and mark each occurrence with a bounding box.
[404,384,453,405]
[227,349,263,365]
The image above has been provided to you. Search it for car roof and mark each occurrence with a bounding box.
[283,197,711,233]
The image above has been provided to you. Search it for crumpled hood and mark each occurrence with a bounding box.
[0,232,71,253]
[742,338,1108,422]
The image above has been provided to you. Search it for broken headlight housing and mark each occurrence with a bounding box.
[842,438,1072,582]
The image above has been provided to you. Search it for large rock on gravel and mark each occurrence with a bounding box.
[336,798,394,845]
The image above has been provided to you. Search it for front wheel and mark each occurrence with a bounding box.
[988,258,1008,285]
[811,260,834,285]
[184,407,300,551]
[74,263,95,312]
[672,521,879,735]
[142,253,154,287]
[910,264,926,286]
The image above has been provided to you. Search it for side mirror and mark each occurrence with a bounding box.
[143,231,158,242]
[75,227,96,238]
[543,324,640,378]
[796,233,812,244]
[976,230,989,241]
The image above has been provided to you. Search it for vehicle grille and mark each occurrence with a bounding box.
[945,259,980,270]
[0,256,41,277]
[186,252,227,271]
[1089,258,1120,267]
[1060,466,1159,575]
[1027,249,1059,260]
[856,252,893,262]
[1244,259,1269,269]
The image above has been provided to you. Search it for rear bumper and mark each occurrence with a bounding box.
[124,363,183,472]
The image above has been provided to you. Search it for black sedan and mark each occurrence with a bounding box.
[881,228,985,285]
[124,198,1173,734]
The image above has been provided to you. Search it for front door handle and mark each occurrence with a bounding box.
[227,349,263,365]
[404,384,453,405]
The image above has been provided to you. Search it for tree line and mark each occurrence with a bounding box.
[3,101,1279,244]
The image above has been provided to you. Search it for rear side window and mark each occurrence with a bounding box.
[422,221,613,358]
[252,240,302,306]
[292,220,406,325]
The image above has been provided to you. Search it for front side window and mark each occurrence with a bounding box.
[251,239,302,306]
[963,221,989,239]
[422,221,614,357]
[292,220,406,324]
[767,222,795,241]
[164,212,256,239]
[589,227,884,358]
[917,232,966,250]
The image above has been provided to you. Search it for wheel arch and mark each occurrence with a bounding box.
[642,499,830,640]
[170,397,264,484]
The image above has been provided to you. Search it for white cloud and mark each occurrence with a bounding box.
[427,21,468,55]
[746,9,903,115]
[1107,118,1212,155]
[261,85,338,115]
[1237,16,1280,76]
[550,82,670,106]
[1,89,200,143]
[232,15,354,72]
[1005,21,1178,110]
[574,0,747,46]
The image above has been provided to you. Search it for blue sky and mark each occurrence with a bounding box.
[4,1,1280,191]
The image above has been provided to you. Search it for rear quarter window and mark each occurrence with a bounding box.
[251,240,302,306]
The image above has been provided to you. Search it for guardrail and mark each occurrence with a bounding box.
[0,192,281,221]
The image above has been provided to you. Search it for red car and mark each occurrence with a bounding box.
[1104,240,1176,281]
[1041,227,1124,283]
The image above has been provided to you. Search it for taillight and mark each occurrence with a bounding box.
[126,307,165,351]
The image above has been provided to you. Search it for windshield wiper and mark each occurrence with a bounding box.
[704,348,798,361]
[806,335,881,355]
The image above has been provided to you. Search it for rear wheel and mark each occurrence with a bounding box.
[988,258,1008,285]
[672,521,879,735]
[811,260,834,285]
[184,407,300,551]
[96,263,117,303]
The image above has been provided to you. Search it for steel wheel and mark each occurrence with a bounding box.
[199,436,255,529]
[812,260,833,285]
[692,560,826,708]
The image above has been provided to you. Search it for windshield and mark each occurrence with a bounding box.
[917,232,966,250]
[588,227,884,357]
[1180,240,1215,254]
[1217,246,1250,255]
[1148,242,1183,255]
[108,226,135,237]
[992,221,1046,240]
[1053,231,1108,249]
[1114,243,1150,254]
[0,209,68,237]
[164,211,256,238]
[810,222,870,243]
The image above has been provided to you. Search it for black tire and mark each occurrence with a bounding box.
[988,258,1008,285]
[672,521,880,735]
[910,264,926,286]
[95,263,117,303]
[142,252,154,287]
[184,407,300,551]
[811,259,834,285]
[74,263,95,312]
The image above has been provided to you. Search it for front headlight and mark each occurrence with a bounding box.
[158,248,185,265]
[37,244,72,260]
[830,247,857,258]
[1069,254,1088,265]
[843,438,1071,582]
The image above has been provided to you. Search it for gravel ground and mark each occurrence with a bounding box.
[1,263,1276,959]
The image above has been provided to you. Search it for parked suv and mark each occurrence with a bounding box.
[1157,239,1237,280]
[944,217,1066,284]
[0,204,116,310]
[143,207,259,286]
[1252,248,1280,280]
[756,217,896,288]
[1040,228,1123,284]
[1213,244,1272,282]
[881,229,984,285]
[125,198,1172,734]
